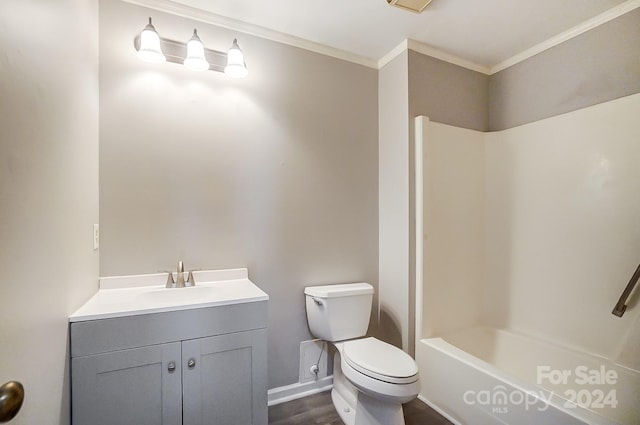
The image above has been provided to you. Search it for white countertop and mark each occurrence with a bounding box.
[69,268,268,322]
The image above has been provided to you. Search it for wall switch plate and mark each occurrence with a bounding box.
[93,224,99,250]
[299,339,329,383]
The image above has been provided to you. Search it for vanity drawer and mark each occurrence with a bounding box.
[70,300,267,357]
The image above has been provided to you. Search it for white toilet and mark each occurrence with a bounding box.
[304,282,420,425]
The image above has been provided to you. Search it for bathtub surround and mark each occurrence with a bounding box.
[416,93,640,423]
[418,93,640,368]
[417,121,485,339]
[0,1,99,424]
[483,94,640,365]
[99,0,378,389]
[379,5,640,357]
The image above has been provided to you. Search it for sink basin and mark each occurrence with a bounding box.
[136,285,219,303]
[69,268,268,322]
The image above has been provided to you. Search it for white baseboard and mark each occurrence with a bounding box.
[268,376,333,406]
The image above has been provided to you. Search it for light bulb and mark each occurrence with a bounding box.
[183,29,209,71]
[224,39,248,78]
[137,17,165,63]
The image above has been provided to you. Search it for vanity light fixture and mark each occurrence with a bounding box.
[224,39,248,78]
[137,18,166,63]
[134,17,248,77]
[184,29,209,71]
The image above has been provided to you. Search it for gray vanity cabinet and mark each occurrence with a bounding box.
[182,330,267,425]
[70,301,268,425]
[71,343,183,425]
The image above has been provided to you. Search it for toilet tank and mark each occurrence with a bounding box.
[304,283,374,342]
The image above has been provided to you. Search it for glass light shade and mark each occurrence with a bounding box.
[183,29,209,71]
[137,18,165,63]
[224,39,248,78]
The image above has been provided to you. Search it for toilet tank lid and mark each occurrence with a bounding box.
[304,283,373,298]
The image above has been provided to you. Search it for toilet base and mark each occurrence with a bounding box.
[331,352,407,425]
[332,387,406,425]
[331,388,357,425]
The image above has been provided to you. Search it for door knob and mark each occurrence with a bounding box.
[0,381,24,423]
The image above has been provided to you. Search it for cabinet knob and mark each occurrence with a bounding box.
[167,361,176,373]
[187,358,196,369]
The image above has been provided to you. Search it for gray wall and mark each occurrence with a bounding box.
[409,51,490,132]
[0,1,99,424]
[99,0,378,389]
[489,9,640,131]
[406,9,640,133]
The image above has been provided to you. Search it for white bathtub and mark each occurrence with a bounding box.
[416,327,640,425]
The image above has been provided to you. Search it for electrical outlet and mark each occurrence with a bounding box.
[298,339,329,383]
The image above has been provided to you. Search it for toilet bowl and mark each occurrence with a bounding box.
[304,283,420,425]
[337,338,420,402]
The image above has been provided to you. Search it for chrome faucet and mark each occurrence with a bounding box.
[176,260,186,288]
[187,270,196,287]
[165,270,175,288]
[165,260,196,288]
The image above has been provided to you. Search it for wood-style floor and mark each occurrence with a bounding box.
[268,391,452,425]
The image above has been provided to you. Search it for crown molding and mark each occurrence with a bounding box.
[123,0,639,74]
[406,40,491,74]
[378,39,491,74]
[377,40,409,69]
[122,0,379,69]
[381,0,640,75]
[490,0,640,74]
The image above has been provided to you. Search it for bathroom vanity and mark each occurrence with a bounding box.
[69,268,268,425]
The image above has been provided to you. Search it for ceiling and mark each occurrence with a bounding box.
[161,0,629,68]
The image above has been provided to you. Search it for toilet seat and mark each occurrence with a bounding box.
[336,341,420,404]
[342,337,418,384]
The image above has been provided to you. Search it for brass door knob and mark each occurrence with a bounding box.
[0,381,24,423]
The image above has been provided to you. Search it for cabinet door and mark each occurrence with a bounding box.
[182,329,268,425]
[72,342,182,425]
